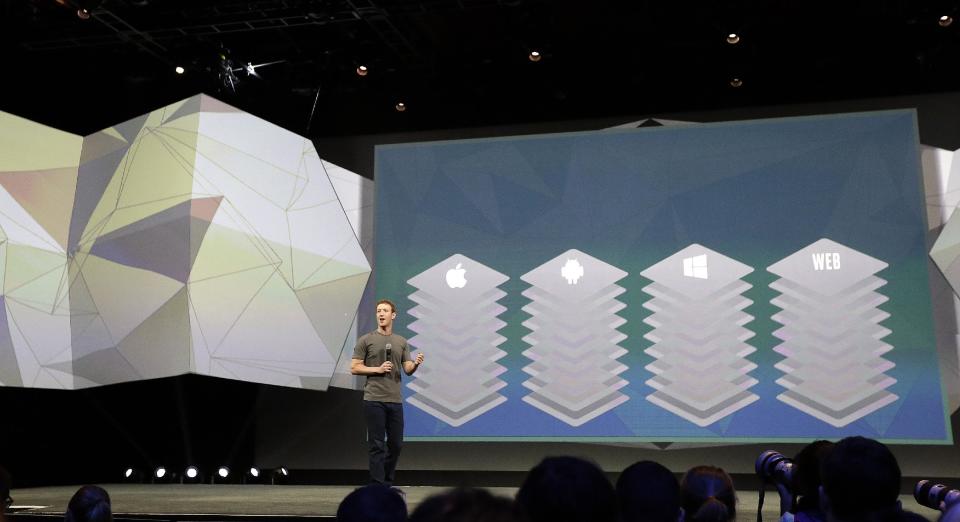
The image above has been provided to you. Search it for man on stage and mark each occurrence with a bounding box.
[351,299,425,487]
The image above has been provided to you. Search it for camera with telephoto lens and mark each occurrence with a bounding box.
[914,480,960,511]
[756,450,795,488]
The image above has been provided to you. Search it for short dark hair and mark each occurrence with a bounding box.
[336,484,407,522]
[793,440,834,511]
[410,487,524,522]
[820,436,900,522]
[517,456,616,522]
[680,465,736,522]
[377,299,397,313]
[65,485,112,522]
[617,460,680,522]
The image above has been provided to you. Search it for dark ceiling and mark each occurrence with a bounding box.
[2,0,960,138]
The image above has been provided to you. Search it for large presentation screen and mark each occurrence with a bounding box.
[374,110,950,443]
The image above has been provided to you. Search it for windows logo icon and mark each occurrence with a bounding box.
[682,254,709,279]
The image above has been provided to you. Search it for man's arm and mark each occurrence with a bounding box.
[351,358,391,375]
[403,353,425,375]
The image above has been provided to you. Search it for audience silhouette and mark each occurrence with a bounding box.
[6,435,941,522]
[617,460,682,522]
[65,485,112,522]
[779,440,834,522]
[680,465,737,522]
[820,436,924,522]
[337,484,408,522]
[410,487,524,522]
[516,456,617,522]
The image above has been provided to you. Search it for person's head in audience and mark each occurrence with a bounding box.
[0,465,12,521]
[819,436,903,522]
[65,485,112,522]
[680,465,736,522]
[336,484,407,522]
[516,456,617,522]
[617,460,682,522]
[792,440,834,517]
[410,487,525,522]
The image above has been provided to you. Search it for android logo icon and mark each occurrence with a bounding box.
[561,258,584,284]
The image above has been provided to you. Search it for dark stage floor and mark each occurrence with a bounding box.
[7,484,516,520]
[7,484,937,521]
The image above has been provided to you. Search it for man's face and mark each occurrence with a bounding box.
[376,304,395,328]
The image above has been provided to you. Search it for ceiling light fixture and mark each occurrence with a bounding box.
[356,65,368,76]
[528,50,542,62]
[395,102,406,112]
[729,78,743,88]
[939,15,953,27]
[175,66,185,74]
[726,33,740,44]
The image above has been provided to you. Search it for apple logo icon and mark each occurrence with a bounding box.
[445,262,467,288]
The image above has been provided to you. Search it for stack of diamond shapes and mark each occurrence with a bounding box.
[641,244,758,427]
[768,238,896,427]
[520,249,629,426]
[405,254,510,426]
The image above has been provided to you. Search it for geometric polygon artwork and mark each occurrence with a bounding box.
[930,147,960,289]
[404,254,510,426]
[768,238,896,427]
[520,249,630,426]
[641,244,759,427]
[324,161,374,391]
[0,94,371,390]
[922,144,959,233]
[924,144,960,413]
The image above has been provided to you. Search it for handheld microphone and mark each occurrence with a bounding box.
[385,343,392,375]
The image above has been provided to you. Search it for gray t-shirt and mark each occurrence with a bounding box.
[353,331,412,403]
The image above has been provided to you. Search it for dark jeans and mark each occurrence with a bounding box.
[363,400,404,486]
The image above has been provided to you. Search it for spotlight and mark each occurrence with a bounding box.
[356,65,369,76]
[182,466,202,484]
[244,467,262,484]
[395,102,407,112]
[271,467,290,485]
[153,466,175,483]
[122,468,143,483]
[175,66,185,74]
[726,33,740,44]
[528,50,542,62]
[940,15,954,27]
[729,77,743,88]
[213,466,231,483]
[77,8,91,19]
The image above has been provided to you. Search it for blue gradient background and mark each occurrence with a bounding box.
[375,110,950,443]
